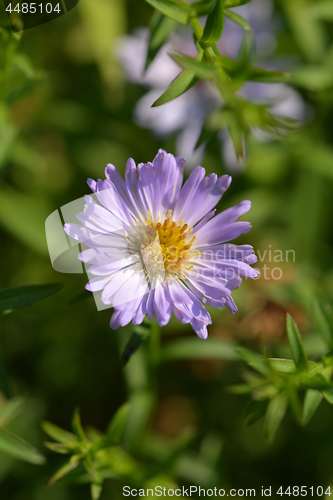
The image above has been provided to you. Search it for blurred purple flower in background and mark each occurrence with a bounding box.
[116,0,306,169]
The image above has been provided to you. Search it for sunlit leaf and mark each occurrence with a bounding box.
[153,50,204,106]
[302,389,323,426]
[264,392,288,443]
[268,358,296,373]
[0,283,64,316]
[170,52,217,79]
[0,428,45,464]
[161,338,238,363]
[46,456,81,486]
[286,314,308,372]
[72,408,86,441]
[224,0,251,6]
[107,403,130,444]
[313,294,333,348]
[301,373,332,391]
[145,0,191,24]
[224,9,251,31]
[313,1,333,20]
[42,421,77,444]
[0,397,24,427]
[146,12,176,69]
[215,55,292,83]
[201,0,224,43]
[236,348,270,376]
[91,483,103,500]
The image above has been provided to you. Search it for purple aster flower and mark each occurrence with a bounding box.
[64,150,258,339]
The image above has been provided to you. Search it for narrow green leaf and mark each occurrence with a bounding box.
[0,428,46,464]
[313,1,333,20]
[244,400,268,426]
[302,389,323,426]
[121,328,150,366]
[215,55,292,83]
[322,387,333,405]
[313,294,333,348]
[44,441,71,454]
[69,289,93,307]
[153,50,204,106]
[236,348,270,376]
[107,403,130,444]
[201,0,225,43]
[146,12,176,69]
[46,456,81,486]
[145,0,191,25]
[191,0,213,16]
[91,483,103,500]
[227,384,253,394]
[264,393,288,443]
[170,52,217,79]
[0,397,24,427]
[161,338,238,363]
[0,283,63,316]
[224,9,251,31]
[42,421,77,444]
[286,314,308,372]
[301,373,332,391]
[72,408,86,441]
[224,0,251,6]
[268,358,296,373]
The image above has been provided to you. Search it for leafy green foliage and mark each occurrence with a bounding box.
[0,283,64,315]
[0,396,45,464]
[229,308,333,442]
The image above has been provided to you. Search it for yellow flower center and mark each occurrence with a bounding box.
[132,210,200,280]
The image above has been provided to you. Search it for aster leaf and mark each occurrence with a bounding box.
[107,403,130,444]
[264,392,288,444]
[72,408,86,441]
[69,289,93,307]
[161,338,239,363]
[121,326,150,366]
[224,0,251,6]
[300,373,332,391]
[0,397,24,427]
[224,9,251,32]
[91,483,103,500]
[0,428,46,465]
[191,0,213,16]
[214,55,292,83]
[201,0,225,44]
[313,294,333,349]
[302,389,323,426]
[244,400,268,426]
[313,1,333,20]
[146,12,176,70]
[236,348,270,376]
[145,0,192,25]
[46,456,81,486]
[322,387,333,405]
[170,52,217,79]
[0,283,64,315]
[152,50,204,106]
[286,314,308,372]
[42,421,78,444]
[268,358,297,373]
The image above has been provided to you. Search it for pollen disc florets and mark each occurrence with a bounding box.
[129,209,198,280]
